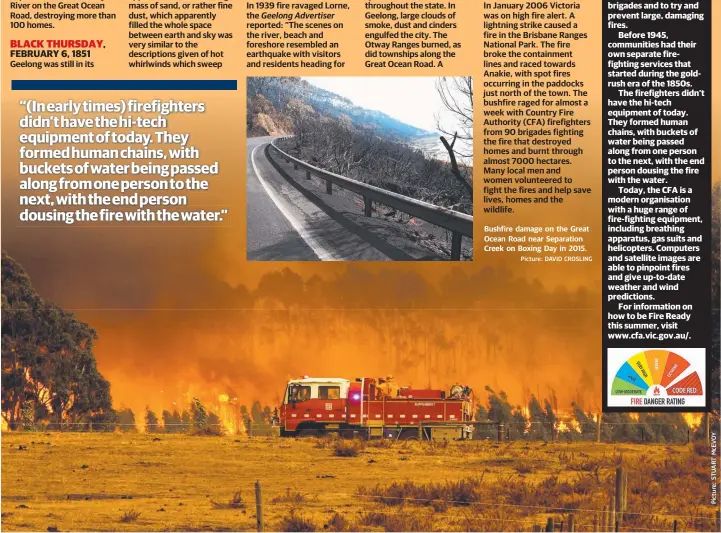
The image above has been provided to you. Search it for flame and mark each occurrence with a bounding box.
[521,407,532,433]
[216,394,239,434]
[553,414,583,434]
[683,413,703,429]
[1,417,8,431]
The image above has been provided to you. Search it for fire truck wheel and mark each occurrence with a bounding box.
[298,429,322,438]
[398,431,419,441]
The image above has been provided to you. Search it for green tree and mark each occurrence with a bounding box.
[511,407,526,440]
[601,412,642,442]
[191,398,208,431]
[240,405,251,435]
[207,411,222,432]
[528,395,553,441]
[117,408,136,432]
[485,386,512,422]
[543,400,557,436]
[145,406,160,433]
[642,413,689,444]
[485,386,526,440]
[571,402,596,441]
[1,252,115,429]
[251,401,264,423]
[472,404,493,440]
[162,410,182,434]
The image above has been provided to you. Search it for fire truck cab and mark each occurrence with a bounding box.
[279,376,473,441]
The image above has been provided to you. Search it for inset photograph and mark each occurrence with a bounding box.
[246,77,473,261]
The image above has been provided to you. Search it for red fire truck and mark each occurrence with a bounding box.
[277,376,474,440]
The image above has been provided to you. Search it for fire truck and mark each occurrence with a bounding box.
[276,376,474,440]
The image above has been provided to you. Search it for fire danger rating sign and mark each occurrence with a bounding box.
[607,348,706,409]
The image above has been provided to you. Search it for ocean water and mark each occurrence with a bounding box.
[410,136,449,162]
[410,136,473,165]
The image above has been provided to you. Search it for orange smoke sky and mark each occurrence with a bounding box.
[3,229,603,418]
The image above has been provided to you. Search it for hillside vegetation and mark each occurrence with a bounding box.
[247,77,474,214]
[247,77,432,140]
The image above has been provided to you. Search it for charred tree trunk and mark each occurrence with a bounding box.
[440,133,473,200]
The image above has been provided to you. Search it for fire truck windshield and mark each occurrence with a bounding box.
[287,384,311,403]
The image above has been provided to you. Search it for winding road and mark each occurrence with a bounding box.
[246,137,452,262]
[246,136,321,261]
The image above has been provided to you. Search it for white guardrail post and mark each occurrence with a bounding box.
[268,137,473,261]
